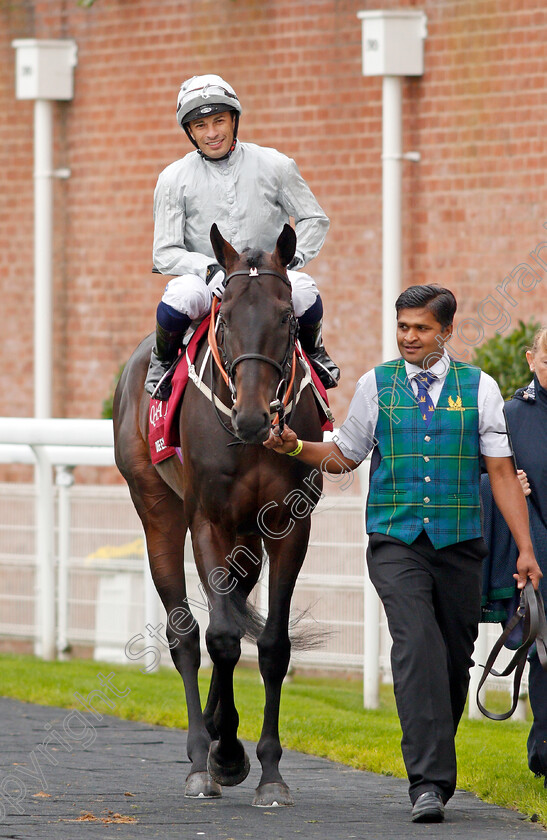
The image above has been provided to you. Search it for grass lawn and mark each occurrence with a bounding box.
[0,653,545,824]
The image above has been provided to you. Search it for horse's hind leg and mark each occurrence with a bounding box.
[126,466,221,798]
[252,520,311,807]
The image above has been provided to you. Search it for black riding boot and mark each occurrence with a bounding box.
[144,322,185,400]
[298,318,340,389]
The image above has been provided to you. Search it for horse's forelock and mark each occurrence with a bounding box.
[241,248,265,269]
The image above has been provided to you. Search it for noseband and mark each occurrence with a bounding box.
[207,265,298,429]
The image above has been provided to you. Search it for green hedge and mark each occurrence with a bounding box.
[471,319,540,400]
[101,364,125,419]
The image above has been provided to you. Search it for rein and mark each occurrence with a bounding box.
[476,581,547,720]
[207,266,297,432]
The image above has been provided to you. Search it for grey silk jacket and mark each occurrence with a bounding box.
[152,141,329,279]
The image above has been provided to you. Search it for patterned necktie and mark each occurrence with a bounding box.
[415,371,437,427]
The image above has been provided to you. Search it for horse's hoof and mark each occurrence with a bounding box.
[207,740,251,787]
[184,771,222,798]
[252,782,294,807]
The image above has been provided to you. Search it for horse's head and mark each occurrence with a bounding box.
[210,223,298,444]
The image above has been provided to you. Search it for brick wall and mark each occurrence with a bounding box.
[1,0,546,440]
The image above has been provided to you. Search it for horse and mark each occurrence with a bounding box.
[113,223,324,807]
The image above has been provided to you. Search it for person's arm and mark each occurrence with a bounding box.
[483,455,542,589]
[279,157,329,269]
[264,371,376,471]
[263,426,358,473]
[152,169,212,278]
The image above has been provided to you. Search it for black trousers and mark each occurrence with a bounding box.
[367,530,486,804]
[527,650,547,784]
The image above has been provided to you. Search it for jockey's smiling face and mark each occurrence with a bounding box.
[187,111,236,159]
[396,307,453,369]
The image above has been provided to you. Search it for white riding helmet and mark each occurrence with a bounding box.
[176,74,242,129]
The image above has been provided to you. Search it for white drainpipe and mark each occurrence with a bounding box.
[33,100,71,417]
[382,76,403,361]
[357,10,427,707]
[381,76,422,359]
[34,98,54,418]
[12,40,77,659]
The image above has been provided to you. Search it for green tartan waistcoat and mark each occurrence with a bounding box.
[367,359,482,549]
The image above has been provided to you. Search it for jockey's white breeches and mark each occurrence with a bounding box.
[161,270,319,320]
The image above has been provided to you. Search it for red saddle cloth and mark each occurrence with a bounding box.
[148,317,210,465]
[148,316,333,465]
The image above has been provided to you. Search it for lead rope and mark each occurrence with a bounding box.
[477,581,547,720]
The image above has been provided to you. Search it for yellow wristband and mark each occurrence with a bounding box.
[286,439,303,457]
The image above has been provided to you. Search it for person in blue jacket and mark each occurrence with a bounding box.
[481,326,547,785]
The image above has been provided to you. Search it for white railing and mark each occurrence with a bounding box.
[0,418,116,661]
[0,418,385,688]
[0,418,526,718]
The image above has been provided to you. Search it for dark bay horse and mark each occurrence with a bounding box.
[113,223,324,806]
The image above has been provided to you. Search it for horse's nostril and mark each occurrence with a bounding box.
[232,408,271,443]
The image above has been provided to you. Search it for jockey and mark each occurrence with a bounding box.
[145,73,340,399]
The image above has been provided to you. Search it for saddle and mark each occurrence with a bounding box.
[147,312,333,465]
[476,580,547,720]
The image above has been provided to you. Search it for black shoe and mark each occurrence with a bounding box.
[298,319,340,389]
[144,322,186,400]
[306,347,341,390]
[527,727,547,781]
[144,348,177,400]
[411,792,445,823]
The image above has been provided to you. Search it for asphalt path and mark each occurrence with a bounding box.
[0,697,544,840]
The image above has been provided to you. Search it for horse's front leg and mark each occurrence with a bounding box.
[201,536,262,742]
[190,515,253,787]
[253,518,311,807]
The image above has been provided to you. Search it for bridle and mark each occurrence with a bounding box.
[207,265,298,432]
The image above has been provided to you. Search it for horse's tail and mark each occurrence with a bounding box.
[288,603,333,652]
[229,590,331,652]
[229,589,266,643]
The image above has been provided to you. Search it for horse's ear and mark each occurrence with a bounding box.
[210,223,239,269]
[275,224,297,267]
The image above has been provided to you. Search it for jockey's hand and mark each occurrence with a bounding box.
[263,425,299,454]
[206,263,226,298]
[517,469,531,496]
[287,252,304,271]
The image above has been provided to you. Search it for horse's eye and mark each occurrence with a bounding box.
[281,312,291,324]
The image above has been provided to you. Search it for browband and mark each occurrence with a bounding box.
[223,266,292,289]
